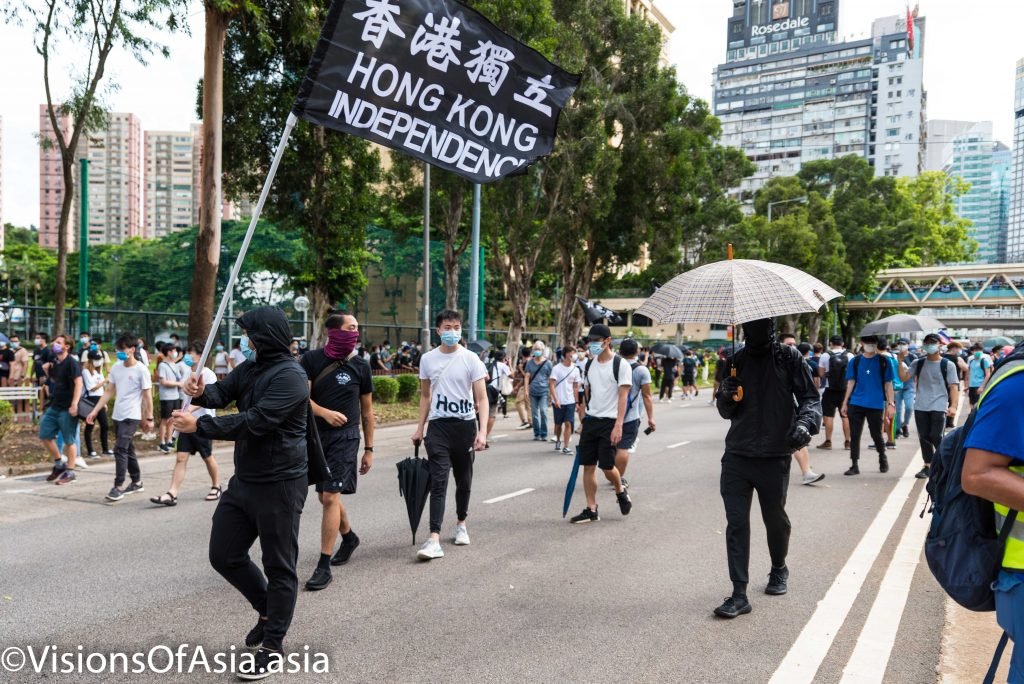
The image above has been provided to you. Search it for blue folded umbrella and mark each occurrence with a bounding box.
[562,447,581,518]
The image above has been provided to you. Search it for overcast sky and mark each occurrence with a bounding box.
[1,0,1022,228]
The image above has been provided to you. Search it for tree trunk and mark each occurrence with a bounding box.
[441,185,467,312]
[780,314,799,337]
[555,236,597,347]
[189,5,228,343]
[309,279,332,347]
[506,278,529,367]
[53,160,76,337]
[807,314,822,345]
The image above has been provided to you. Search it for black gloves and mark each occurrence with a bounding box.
[788,424,812,450]
[720,376,741,399]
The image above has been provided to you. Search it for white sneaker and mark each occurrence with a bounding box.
[417,539,444,560]
[802,471,825,485]
[454,524,470,546]
[76,459,90,470]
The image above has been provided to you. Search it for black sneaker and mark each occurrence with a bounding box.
[331,533,360,566]
[570,507,600,524]
[245,618,266,648]
[55,470,77,485]
[124,481,145,494]
[304,566,332,591]
[885,441,896,449]
[714,595,752,619]
[844,464,860,476]
[766,566,789,595]
[902,426,910,438]
[158,443,172,454]
[237,647,282,681]
[46,461,67,482]
[617,490,632,516]
[105,487,125,502]
[915,466,930,479]
[621,477,630,490]
[102,449,114,456]
[879,456,889,474]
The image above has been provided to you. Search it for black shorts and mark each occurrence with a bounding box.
[617,419,641,450]
[822,390,845,418]
[176,432,213,458]
[578,417,617,470]
[969,386,982,406]
[316,428,361,495]
[160,399,182,419]
[682,373,696,386]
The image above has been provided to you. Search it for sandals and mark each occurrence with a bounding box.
[206,485,223,501]
[150,492,177,507]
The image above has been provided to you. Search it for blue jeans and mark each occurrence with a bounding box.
[995,571,1024,683]
[530,392,549,439]
[895,386,915,434]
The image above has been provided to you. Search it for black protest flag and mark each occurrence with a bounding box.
[576,296,625,327]
[292,0,580,184]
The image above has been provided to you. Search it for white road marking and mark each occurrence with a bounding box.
[491,434,509,439]
[768,449,925,684]
[483,488,535,504]
[667,441,691,449]
[840,486,931,683]
[3,489,35,494]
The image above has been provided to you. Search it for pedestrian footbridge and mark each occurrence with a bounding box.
[846,263,1024,328]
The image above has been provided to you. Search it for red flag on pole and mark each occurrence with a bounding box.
[906,6,915,53]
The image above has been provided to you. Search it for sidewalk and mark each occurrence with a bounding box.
[939,598,1010,682]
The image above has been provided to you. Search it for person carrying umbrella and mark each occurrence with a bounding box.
[410,310,489,561]
[714,318,821,618]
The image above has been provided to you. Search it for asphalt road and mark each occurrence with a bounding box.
[0,398,954,683]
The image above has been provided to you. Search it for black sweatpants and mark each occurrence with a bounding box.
[425,417,476,534]
[209,474,308,651]
[113,419,141,487]
[915,410,946,465]
[847,404,886,463]
[659,370,676,400]
[84,406,109,454]
[720,453,792,591]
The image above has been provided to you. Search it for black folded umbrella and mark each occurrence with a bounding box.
[397,443,432,545]
[468,340,492,354]
[651,343,683,359]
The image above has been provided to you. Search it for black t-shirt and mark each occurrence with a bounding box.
[369,352,384,371]
[662,357,678,373]
[47,354,82,410]
[0,348,15,376]
[300,350,374,434]
[33,345,52,378]
[682,357,697,375]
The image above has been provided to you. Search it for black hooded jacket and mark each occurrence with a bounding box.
[193,307,309,483]
[716,343,822,459]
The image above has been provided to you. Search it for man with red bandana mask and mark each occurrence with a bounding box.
[298,311,375,591]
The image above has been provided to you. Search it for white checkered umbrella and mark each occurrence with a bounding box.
[635,258,843,326]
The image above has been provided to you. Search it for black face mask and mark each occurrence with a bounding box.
[743,318,775,356]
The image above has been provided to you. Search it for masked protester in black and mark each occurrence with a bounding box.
[712,318,822,619]
[172,306,310,673]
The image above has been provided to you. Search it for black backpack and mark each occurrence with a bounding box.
[826,350,849,390]
[584,355,623,411]
[924,349,1024,612]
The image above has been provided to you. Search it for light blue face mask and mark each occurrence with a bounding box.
[184,356,195,368]
[588,341,604,356]
[240,335,257,362]
[116,351,128,362]
[924,344,940,355]
[440,330,462,347]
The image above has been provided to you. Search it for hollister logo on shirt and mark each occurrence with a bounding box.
[435,394,473,415]
[335,372,352,385]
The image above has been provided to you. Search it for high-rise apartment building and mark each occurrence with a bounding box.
[145,127,199,239]
[926,120,976,172]
[713,1,927,199]
[82,112,142,245]
[38,105,77,250]
[624,0,675,63]
[943,122,1011,264]
[1008,59,1024,263]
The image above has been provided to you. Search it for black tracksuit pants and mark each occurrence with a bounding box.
[720,453,792,591]
[209,475,308,651]
[915,410,946,465]
[847,404,886,463]
[425,418,476,534]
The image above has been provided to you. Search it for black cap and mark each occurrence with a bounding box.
[619,339,638,356]
[797,342,812,355]
[923,333,941,344]
[87,350,103,361]
[587,324,612,340]
[829,335,844,346]
[877,338,889,350]
[860,334,879,343]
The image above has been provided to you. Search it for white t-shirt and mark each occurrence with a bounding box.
[108,362,153,422]
[487,361,511,390]
[583,355,633,419]
[549,362,582,406]
[83,369,104,397]
[229,349,247,367]
[214,350,229,371]
[157,360,183,401]
[624,362,653,422]
[191,367,218,419]
[419,346,488,421]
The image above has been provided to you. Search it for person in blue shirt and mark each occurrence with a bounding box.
[962,352,1024,683]
[967,342,993,407]
[841,334,895,476]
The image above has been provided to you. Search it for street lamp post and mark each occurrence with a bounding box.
[293,295,310,343]
[767,196,809,223]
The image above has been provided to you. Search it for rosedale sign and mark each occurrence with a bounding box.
[751,16,810,36]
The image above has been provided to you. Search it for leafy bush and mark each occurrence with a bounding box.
[373,376,400,404]
[396,374,420,402]
[0,400,13,443]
